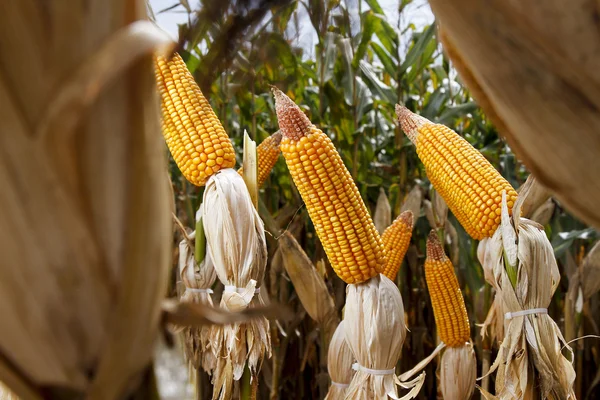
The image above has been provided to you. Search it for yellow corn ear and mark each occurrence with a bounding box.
[424,230,470,347]
[396,105,517,239]
[381,210,414,281]
[155,53,236,186]
[238,131,282,187]
[273,88,386,284]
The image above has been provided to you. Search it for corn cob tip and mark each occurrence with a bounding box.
[272,87,312,141]
[398,210,414,227]
[395,104,429,144]
[271,130,283,146]
[426,230,447,262]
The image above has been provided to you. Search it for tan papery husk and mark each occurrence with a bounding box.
[400,186,422,224]
[344,275,423,400]
[178,230,218,373]
[374,188,392,234]
[325,321,355,400]
[440,344,477,400]
[483,203,575,398]
[0,5,173,398]
[202,169,270,399]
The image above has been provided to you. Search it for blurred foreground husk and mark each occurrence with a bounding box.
[429,0,600,229]
[0,1,172,398]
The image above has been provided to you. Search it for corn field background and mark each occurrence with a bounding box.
[150,0,600,399]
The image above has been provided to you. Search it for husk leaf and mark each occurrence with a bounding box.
[202,169,271,398]
[344,275,423,400]
[374,188,392,234]
[325,321,355,400]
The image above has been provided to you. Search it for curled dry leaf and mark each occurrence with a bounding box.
[400,186,422,225]
[581,241,600,300]
[514,175,551,220]
[530,199,555,227]
[279,231,339,342]
[374,188,392,234]
[324,321,355,400]
[430,0,600,229]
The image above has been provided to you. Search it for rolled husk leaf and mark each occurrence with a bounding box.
[0,3,173,398]
[202,168,270,398]
[374,188,392,234]
[324,321,354,400]
[344,275,424,400]
[178,226,218,373]
[400,185,422,223]
[279,231,339,342]
[482,193,576,399]
[439,344,476,400]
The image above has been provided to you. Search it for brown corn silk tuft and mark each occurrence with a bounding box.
[154,53,236,186]
[381,211,414,281]
[396,105,518,240]
[425,231,471,347]
[273,88,386,284]
[238,130,282,187]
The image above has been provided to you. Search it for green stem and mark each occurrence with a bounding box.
[241,364,251,400]
[194,214,206,264]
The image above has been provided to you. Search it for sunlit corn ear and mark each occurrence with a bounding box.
[273,87,386,284]
[399,233,476,397]
[177,221,218,373]
[154,53,236,186]
[324,321,354,400]
[374,188,392,234]
[238,131,282,188]
[201,169,270,397]
[381,211,414,281]
[424,231,471,348]
[279,232,339,341]
[482,194,575,399]
[344,275,424,399]
[439,344,477,400]
[396,105,518,240]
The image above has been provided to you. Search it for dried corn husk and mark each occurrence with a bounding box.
[374,188,392,234]
[424,190,448,230]
[178,224,218,373]
[325,321,355,400]
[429,1,600,229]
[529,199,555,227]
[0,3,173,397]
[400,186,422,223]
[279,231,339,342]
[0,382,18,400]
[580,241,600,300]
[202,168,270,399]
[344,275,424,400]
[439,344,476,400]
[482,193,576,399]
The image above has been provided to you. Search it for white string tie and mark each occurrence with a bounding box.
[505,308,548,320]
[352,362,395,376]
[224,285,260,294]
[330,382,350,388]
[185,288,213,294]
